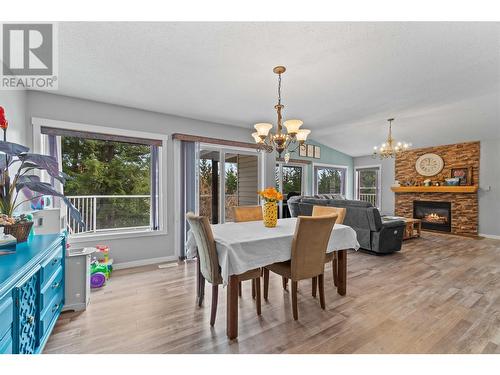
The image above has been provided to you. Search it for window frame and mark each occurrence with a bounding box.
[32,117,168,241]
[355,164,382,209]
[312,163,349,197]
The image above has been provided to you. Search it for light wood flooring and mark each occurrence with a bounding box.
[44,232,500,354]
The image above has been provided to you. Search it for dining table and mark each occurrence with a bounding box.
[186,217,360,339]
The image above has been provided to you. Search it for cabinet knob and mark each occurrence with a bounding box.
[52,282,60,289]
[27,315,34,324]
[52,304,59,313]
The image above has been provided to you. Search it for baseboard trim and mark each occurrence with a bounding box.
[479,233,500,240]
[113,256,178,270]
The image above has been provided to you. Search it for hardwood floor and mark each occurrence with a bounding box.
[44,232,500,354]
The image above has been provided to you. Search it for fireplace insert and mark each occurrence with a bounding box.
[413,201,451,232]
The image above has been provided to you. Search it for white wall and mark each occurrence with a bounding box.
[24,91,275,266]
[353,155,395,215]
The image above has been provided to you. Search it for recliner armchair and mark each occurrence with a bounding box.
[288,196,405,254]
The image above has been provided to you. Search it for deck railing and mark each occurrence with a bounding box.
[358,193,377,206]
[67,195,151,235]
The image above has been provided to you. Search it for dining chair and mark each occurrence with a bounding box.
[232,205,264,299]
[263,215,337,320]
[186,212,262,326]
[311,205,347,295]
[233,205,263,222]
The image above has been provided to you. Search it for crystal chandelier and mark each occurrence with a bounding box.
[372,118,411,159]
[252,66,311,163]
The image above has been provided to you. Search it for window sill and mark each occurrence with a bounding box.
[69,229,167,243]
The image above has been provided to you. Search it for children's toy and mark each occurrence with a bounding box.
[90,260,112,288]
[95,245,109,263]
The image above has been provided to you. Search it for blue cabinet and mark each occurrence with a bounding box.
[0,233,66,354]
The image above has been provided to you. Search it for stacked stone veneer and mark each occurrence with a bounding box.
[394,141,479,235]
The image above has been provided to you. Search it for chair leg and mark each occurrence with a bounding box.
[263,268,269,300]
[312,277,317,298]
[255,277,261,315]
[282,277,288,290]
[198,277,205,307]
[318,274,325,310]
[252,279,256,299]
[210,284,218,326]
[332,255,338,287]
[238,281,242,297]
[291,281,298,320]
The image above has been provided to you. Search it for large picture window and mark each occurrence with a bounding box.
[40,126,162,235]
[355,166,381,208]
[275,163,304,218]
[314,165,347,196]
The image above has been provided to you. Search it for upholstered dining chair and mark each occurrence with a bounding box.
[186,212,262,326]
[232,205,264,299]
[263,215,337,320]
[311,205,347,294]
[233,205,263,223]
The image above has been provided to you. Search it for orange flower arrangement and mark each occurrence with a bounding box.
[258,187,283,202]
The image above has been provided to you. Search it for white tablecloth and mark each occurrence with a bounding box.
[186,218,360,285]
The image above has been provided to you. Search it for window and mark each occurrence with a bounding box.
[40,126,162,235]
[275,163,304,218]
[355,166,381,208]
[314,165,347,196]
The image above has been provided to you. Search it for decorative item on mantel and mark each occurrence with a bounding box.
[251,66,311,163]
[373,118,411,159]
[0,105,84,243]
[258,187,283,228]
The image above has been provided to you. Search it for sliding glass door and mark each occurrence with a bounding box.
[275,163,304,218]
[198,146,260,224]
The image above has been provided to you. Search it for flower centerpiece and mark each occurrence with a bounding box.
[258,187,283,228]
[0,106,83,242]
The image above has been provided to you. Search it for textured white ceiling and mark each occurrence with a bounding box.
[54,22,499,156]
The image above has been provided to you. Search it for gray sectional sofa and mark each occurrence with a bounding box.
[287,195,405,254]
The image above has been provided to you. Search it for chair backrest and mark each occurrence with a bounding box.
[233,205,263,222]
[186,212,221,284]
[291,215,337,280]
[312,205,346,224]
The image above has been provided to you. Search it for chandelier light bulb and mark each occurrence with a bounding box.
[251,132,261,143]
[296,129,311,142]
[254,123,273,137]
[283,119,303,135]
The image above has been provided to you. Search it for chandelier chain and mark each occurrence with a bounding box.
[277,73,282,105]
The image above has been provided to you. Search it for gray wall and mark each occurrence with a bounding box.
[353,155,395,215]
[478,138,500,237]
[354,138,500,237]
[0,91,28,144]
[24,91,276,266]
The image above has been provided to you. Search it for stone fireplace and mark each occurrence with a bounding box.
[393,141,479,236]
[413,201,451,232]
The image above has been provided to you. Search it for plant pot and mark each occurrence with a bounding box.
[2,221,34,243]
[263,201,278,228]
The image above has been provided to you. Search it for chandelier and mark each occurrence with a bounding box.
[372,118,411,159]
[252,66,311,162]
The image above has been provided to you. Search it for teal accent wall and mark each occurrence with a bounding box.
[282,139,354,199]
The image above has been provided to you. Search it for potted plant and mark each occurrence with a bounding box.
[258,187,283,228]
[0,106,83,242]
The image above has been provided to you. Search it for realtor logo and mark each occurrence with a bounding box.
[1,23,58,89]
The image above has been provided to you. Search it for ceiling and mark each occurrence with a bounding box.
[54,22,499,156]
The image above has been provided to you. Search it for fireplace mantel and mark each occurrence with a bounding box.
[391,186,478,193]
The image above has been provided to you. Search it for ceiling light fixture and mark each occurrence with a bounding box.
[252,66,311,163]
[372,118,411,159]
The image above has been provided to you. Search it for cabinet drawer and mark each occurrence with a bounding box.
[40,289,63,339]
[40,246,63,288]
[0,329,13,354]
[40,267,63,313]
[0,294,13,342]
